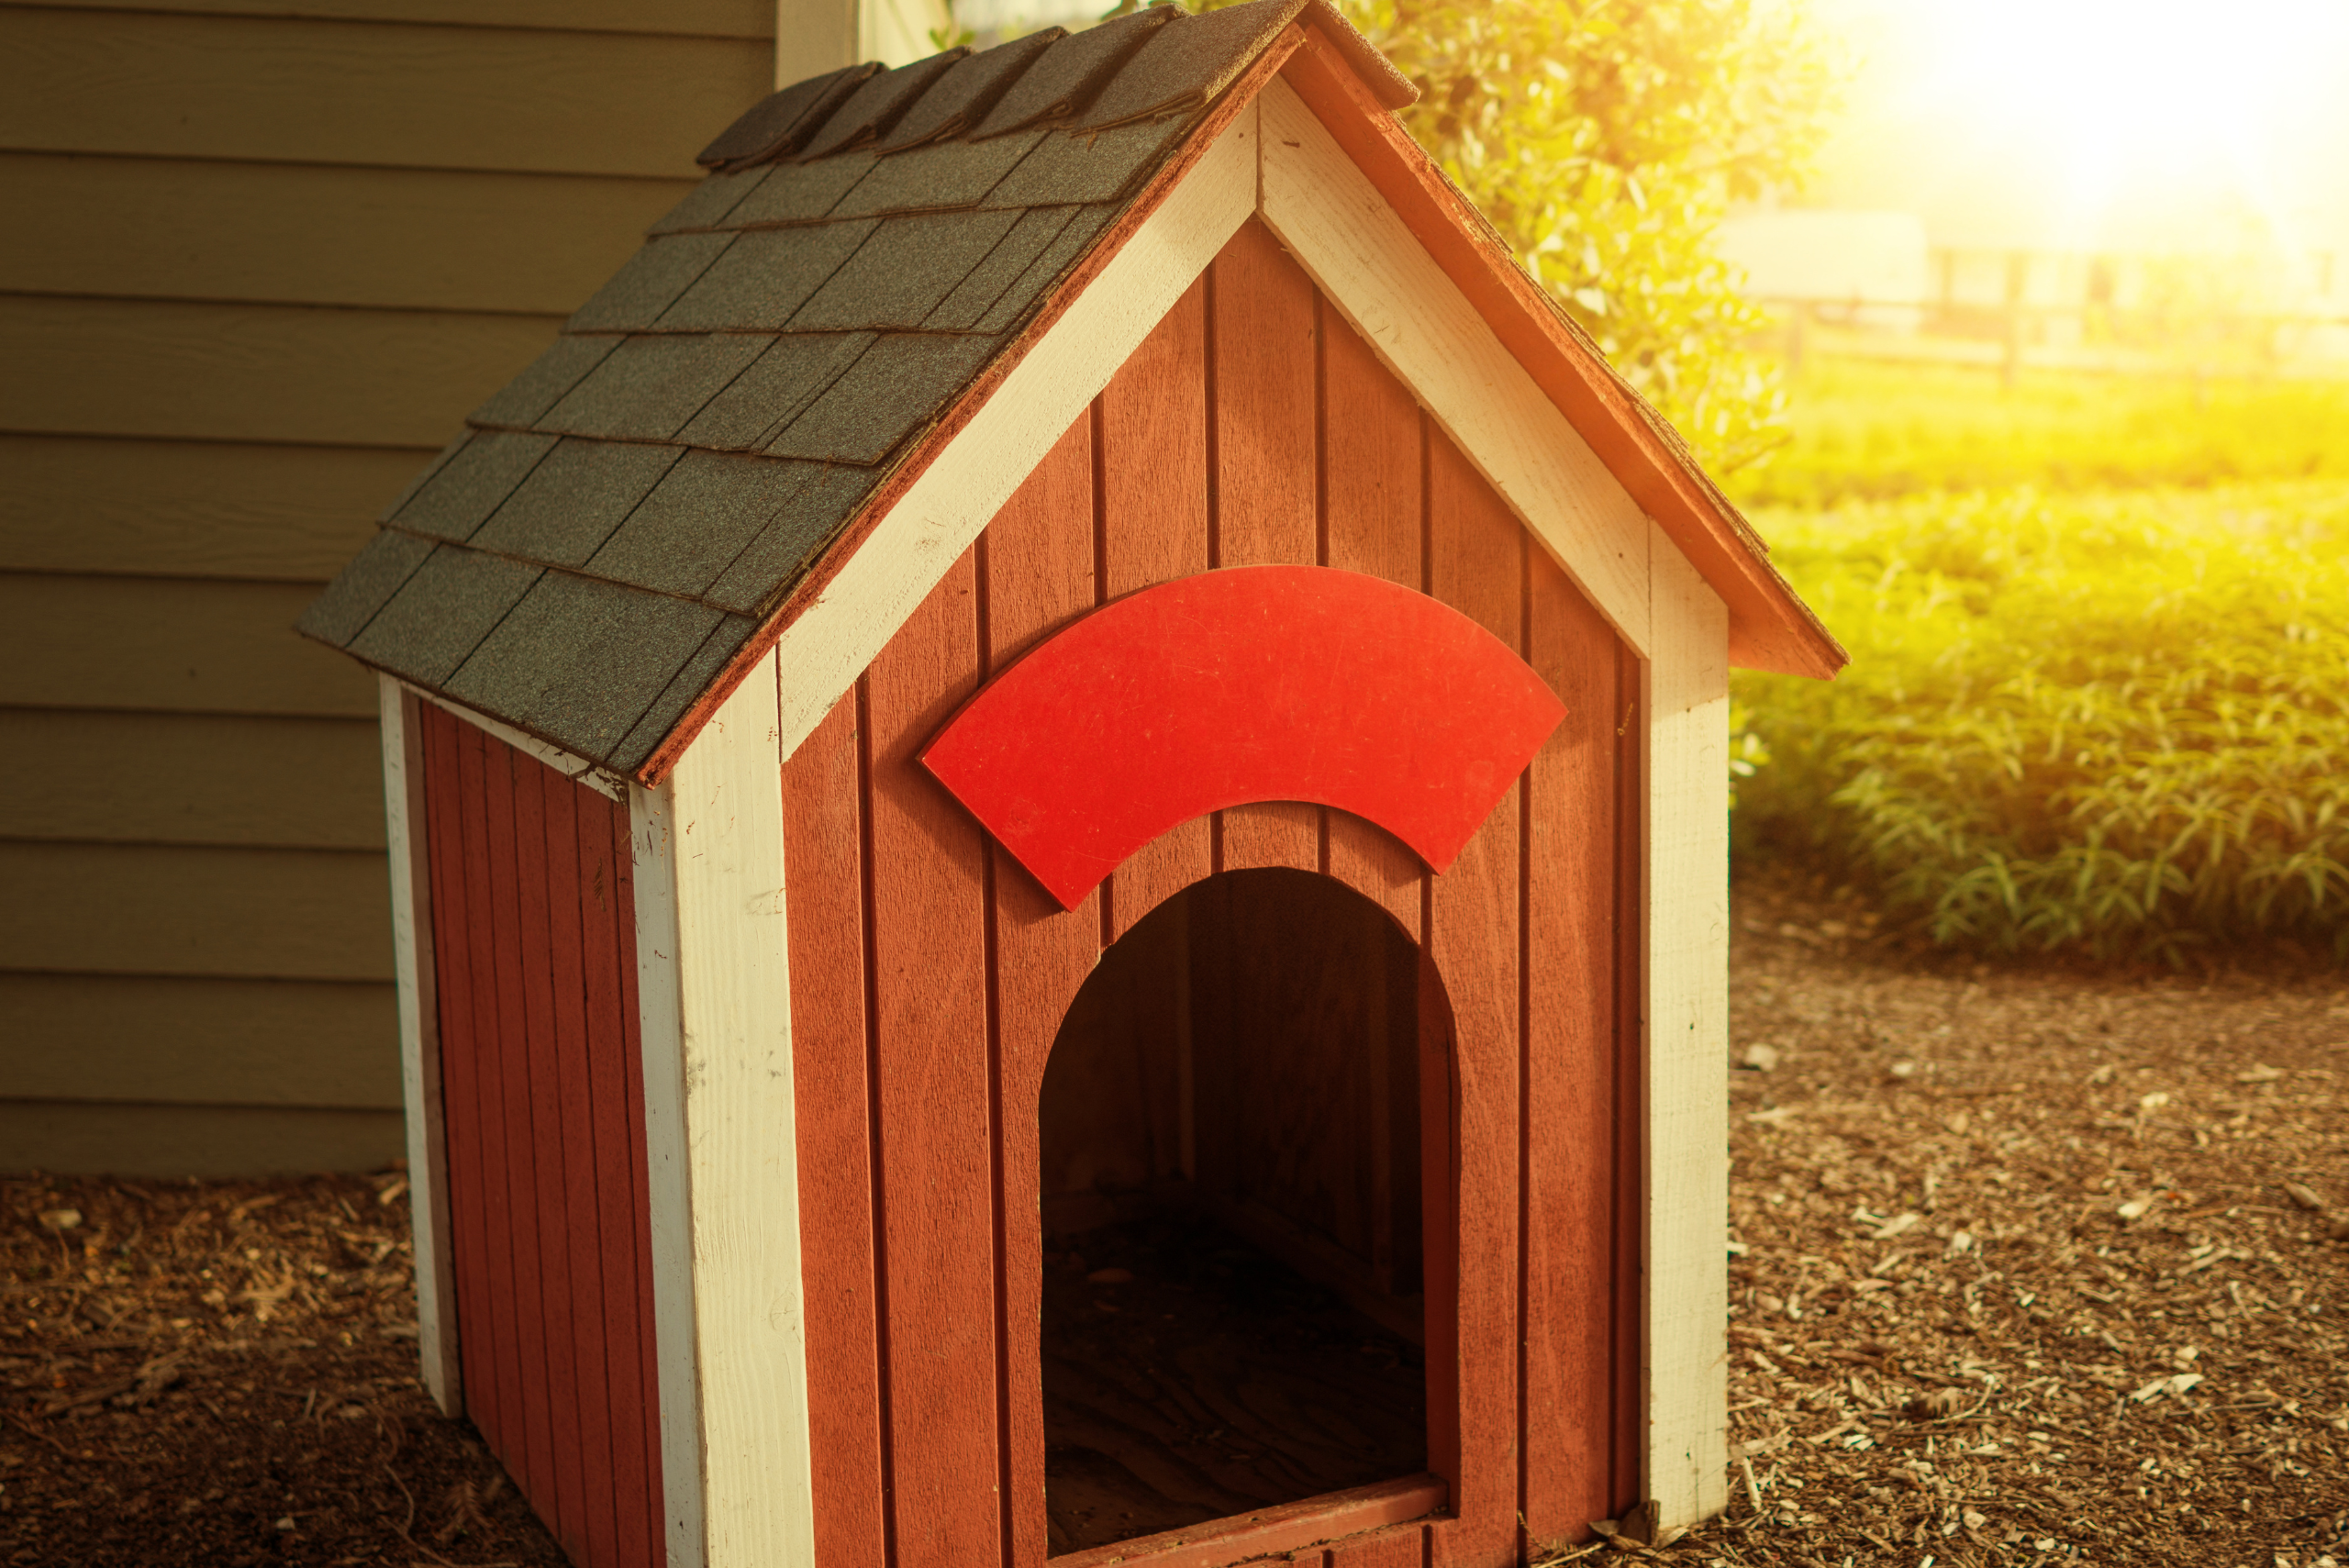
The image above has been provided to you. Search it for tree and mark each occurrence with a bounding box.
[1287,0,1840,471]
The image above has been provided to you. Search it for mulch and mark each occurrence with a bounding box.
[5,869,2345,1567]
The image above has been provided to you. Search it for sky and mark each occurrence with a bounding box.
[1796,0,2349,256]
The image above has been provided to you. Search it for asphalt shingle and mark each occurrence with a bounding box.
[1076,0,1299,128]
[295,527,435,647]
[656,222,876,331]
[922,206,1078,330]
[800,48,970,159]
[567,232,736,332]
[584,450,826,599]
[675,332,875,450]
[827,131,1045,220]
[608,614,760,774]
[446,572,727,762]
[537,334,772,441]
[650,164,774,235]
[765,333,999,464]
[971,6,1174,139]
[349,546,542,687]
[697,63,880,169]
[469,439,683,568]
[874,28,1064,151]
[973,204,1116,334]
[469,338,621,429]
[985,117,1188,209]
[790,209,1023,331]
[392,430,558,541]
[702,462,885,615]
[723,152,881,228]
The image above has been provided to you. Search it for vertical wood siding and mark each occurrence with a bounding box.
[0,0,771,1173]
[784,217,1646,1568]
[417,703,663,1568]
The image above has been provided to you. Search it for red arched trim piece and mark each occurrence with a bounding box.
[919,565,1567,911]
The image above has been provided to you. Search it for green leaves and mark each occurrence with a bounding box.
[1734,483,2349,961]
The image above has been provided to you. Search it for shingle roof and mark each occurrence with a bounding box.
[305,0,1405,777]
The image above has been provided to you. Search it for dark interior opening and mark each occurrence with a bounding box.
[1037,868,1431,1556]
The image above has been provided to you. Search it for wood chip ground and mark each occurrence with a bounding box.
[4,869,2343,1566]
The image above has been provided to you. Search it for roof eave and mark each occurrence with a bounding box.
[1279,26,1848,681]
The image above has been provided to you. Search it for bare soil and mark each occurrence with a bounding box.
[5,870,2344,1567]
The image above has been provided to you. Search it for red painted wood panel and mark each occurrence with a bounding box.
[983,414,1108,1568]
[1320,308,1427,941]
[1209,217,1321,873]
[1423,429,1523,1568]
[1520,548,1623,1549]
[421,711,662,1568]
[865,550,1003,1568]
[782,691,890,1568]
[1099,279,1211,938]
[1324,1519,1430,1567]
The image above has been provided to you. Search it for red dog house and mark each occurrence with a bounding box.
[303,4,1841,1565]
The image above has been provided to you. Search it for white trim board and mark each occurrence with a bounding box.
[1255,75,1654,660]
[378,675,462,1415]
[1640,517,1732,1529]
[766,99,1261,761]
[401,682,625,802]
[630,776,708,1568]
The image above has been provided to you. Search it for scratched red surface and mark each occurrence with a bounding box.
[917,564,1566,910]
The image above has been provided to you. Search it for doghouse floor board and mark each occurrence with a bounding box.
[1041,1216,1428,1555]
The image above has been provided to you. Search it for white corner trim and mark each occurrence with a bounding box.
[766,98,1262,760]
[401,683,625,801]
[1640,519,1731,1529]
[644,649,818,1568]
[631,776,708,1568]
[379,675,462,1415]
[1254,76,1654,659]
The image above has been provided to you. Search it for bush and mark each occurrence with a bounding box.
[1734,483,2349,960]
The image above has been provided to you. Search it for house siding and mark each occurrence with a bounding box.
[0,0,774,1173]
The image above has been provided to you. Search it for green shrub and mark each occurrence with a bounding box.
[1735,483,2349,959]
[1729,361,2349,509]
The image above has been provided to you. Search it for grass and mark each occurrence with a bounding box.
[1724,359,2349,509]
[1730,360,2349,959]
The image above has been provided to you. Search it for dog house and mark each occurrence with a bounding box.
[301,4,1842,1565]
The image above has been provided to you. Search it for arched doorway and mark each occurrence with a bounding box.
[1034,868,1454,1556]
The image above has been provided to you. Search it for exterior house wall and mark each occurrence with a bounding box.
[781,221,1649,1565]
[0,0,775,1173]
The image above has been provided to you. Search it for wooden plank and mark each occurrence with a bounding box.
[0,10,770,180]
[1323,1520,1429,1567]
[0,974,396,1106]
[0,295,558,450]
[1610,639,1642,1517]
[0,436,421,581]
[759,102,1259,770]
[1319,308,1425,939]
[0,152,691,316]
[779,692,887,1568]
[0,1101,403,1176]
[1207,217,1319,874]
[0,573,377,717]
[1049,1474,1445,1568]
[981,414,1104,1568]
[0,840,390,981]
[513,753,590,1552]
[611,797,670,1566]
[382,681,462,1412]
[1097,281,1211,939]
[484,735,561,1517]
[666,647,821,1568]
[1520,552,1621,1548]
[411,687,624,802]
[451,715,521,1462]
[575,775,660,1568]
[0,710,383,851]
[628,773,708,1568]
[863,552,1001,1568]
[1421,430,1521,1568]
[45,0,773,42]
[1254,77,1652,661]
[1642,520,1730,1531]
